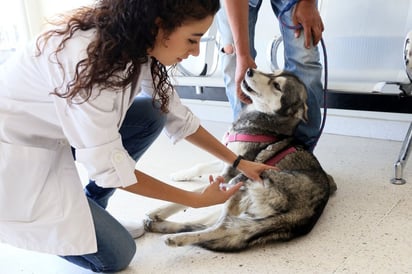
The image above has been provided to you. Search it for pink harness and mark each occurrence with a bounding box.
[224,132,297,166]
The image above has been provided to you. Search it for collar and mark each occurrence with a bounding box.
[224,132,278,146]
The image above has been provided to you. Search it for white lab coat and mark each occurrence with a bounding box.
[0,29,200,255]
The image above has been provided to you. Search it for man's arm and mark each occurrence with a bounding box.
[223,0,249,57]
[223,0,256,104]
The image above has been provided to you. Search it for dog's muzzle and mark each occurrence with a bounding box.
[241,80,256,94]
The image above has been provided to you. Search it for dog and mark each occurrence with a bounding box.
[144,68,337,252]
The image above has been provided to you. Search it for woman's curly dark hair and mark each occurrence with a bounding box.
[37,0,220,112]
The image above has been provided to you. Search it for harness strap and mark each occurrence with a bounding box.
[264,146,297,166]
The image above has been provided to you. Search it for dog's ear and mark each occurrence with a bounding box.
[302,102,309,122]
[294,102,308,123]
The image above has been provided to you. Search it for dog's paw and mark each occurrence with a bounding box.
[143,217,154,232]
[163,235,182,247]
[143,214,163,232]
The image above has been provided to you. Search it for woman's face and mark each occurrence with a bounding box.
[149,16,214,66]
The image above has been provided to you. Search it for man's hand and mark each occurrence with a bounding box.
[293,0,324,48]
[235,54,256,104]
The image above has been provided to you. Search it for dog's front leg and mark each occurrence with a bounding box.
[144,202,190,233]
[146,202,188,221]
[145,217,210,234]
[145,208,221,234]
[170,160,224,181]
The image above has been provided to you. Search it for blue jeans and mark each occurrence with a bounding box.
[217,0,323,150]
[63,95,166,272]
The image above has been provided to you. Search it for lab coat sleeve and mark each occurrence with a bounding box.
[139,71,200,144]
[164,90,200,144]
[52,93,137,188]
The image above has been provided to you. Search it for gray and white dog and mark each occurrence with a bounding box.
[144,68,337,252]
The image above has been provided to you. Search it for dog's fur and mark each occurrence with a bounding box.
[144,68,337,252]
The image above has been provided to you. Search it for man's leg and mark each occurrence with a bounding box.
[248,0,263,60]
[216,0,243,120]
[272,0,324,151]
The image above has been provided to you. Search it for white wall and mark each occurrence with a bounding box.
[23,0,92,38]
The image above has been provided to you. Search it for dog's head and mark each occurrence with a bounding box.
[241,68,308,122]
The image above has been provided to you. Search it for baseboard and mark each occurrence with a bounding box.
[322,109,411,141]
[182,99,411,142]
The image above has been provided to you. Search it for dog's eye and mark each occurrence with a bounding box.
[273,82,281,90]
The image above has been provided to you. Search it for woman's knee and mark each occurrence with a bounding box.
[106,240,136,272]
[85,199,137,272]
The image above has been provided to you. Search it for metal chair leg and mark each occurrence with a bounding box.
[391,122,412,184]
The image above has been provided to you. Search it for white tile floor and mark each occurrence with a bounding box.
[1,120,412,274]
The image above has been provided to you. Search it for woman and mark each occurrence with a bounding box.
[0,0,273,272]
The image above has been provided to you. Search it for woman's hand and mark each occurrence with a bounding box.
[237,159,279,183]
[193,175,243,208]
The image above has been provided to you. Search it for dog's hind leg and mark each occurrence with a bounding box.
[163,213,298,251]
[163,214,255,251]
[163,222,234,249]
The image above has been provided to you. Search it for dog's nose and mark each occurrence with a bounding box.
[246,68,254,77]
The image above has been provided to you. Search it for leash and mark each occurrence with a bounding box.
[278,0,329,148]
